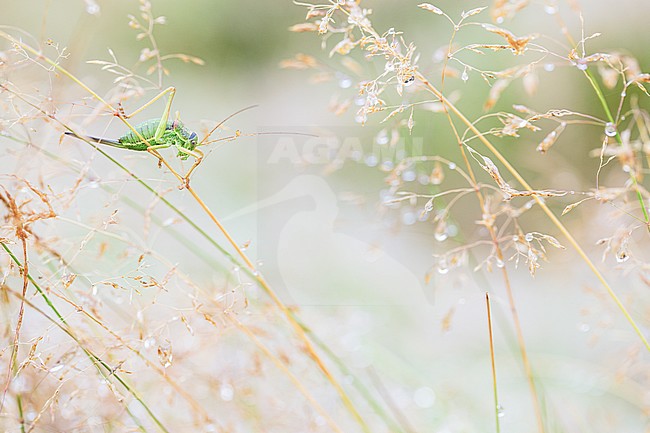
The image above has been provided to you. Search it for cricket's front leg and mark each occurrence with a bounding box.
[175,147,204,189]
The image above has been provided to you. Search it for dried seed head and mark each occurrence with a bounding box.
[288,23,319,33]
[418,3,443,14]
[482,24,536,55]
[537,122,566,154]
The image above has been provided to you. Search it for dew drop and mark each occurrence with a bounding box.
[434,220,448,242]
[364,154,379,167]
[354,95,366,106]
[434,231,448,242]
[524,233,534,242]
[220,383,234,401]
[437,258,450,274]
[144,337,156,349]
[402,170,416,182]
[544,4,558,14]
[380,160,394,171]
[418,174,430,185]
[49,364,65,373]
[354,114,367,124]
[543,63,555,72]
[461,68,469,83]
[576,62,588,71]
[85,0,100,15]
[496,16,504,24]
[579,323,590,332]
[604,122,617,137]
[497,404,506,418]
[339,76,353,89]
[448,162,456,170]
[402,210,417,225]
[495,258,505,268]
[375,129,389,145]
[413,387,436,408]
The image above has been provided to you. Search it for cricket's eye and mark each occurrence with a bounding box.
[189,131,198,143]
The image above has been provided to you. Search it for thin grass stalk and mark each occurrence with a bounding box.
[1,243,166,433]
[416,72,650,352]
[0,31,373,432]
[486,292,501,433]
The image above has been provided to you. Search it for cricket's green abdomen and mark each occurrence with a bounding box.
[111,118,199,158]
[118,119,175,149]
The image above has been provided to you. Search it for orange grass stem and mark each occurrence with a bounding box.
[184,185,371,433]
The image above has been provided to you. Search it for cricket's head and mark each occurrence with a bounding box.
[174,123,199,150]
[188,131,198,147]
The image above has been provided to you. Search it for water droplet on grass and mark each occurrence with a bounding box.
[402,210,417,225]
[413,387,436,408]
[49,364,65,373]
[364,154,378,167]
[434,231,448,242]
[544,4,558,14]
[437,258,449,274]
[220,383,234,401]
[402,170,416,182]
[339,76,352,89]
[604,122,617,137]
[375,129,389,145]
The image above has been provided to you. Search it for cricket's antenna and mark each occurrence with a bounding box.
[200,130,318,147]
[199,104,259,146]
